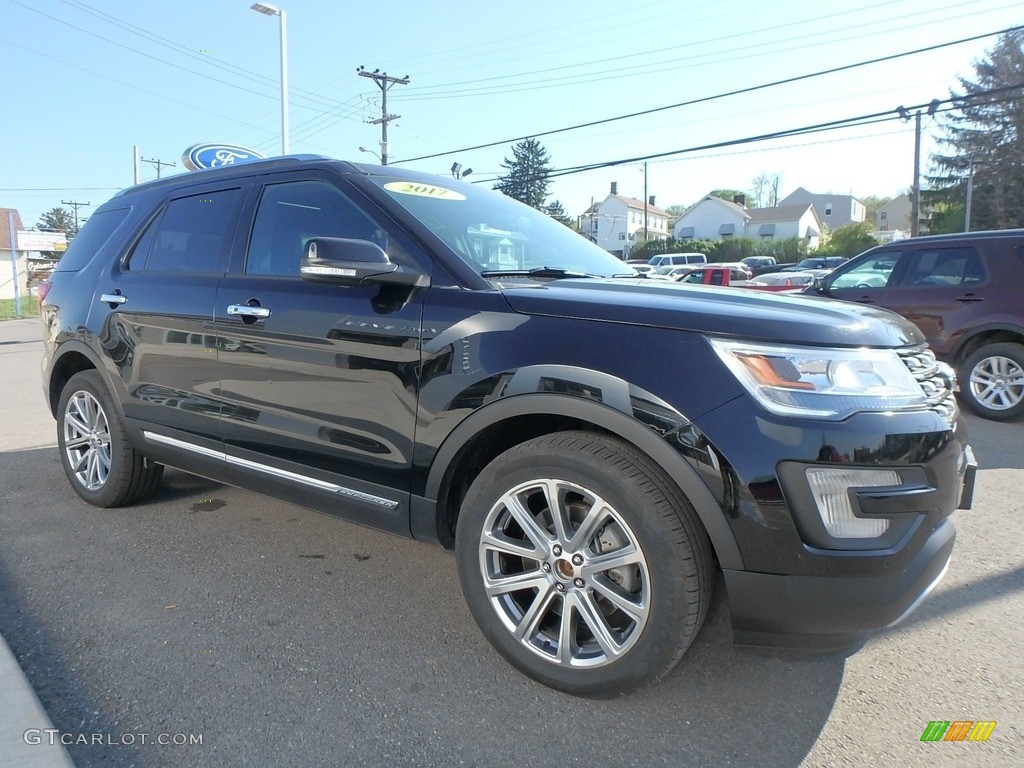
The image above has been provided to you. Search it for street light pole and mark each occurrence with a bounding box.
[911,110,921,237]
[251,3,289,155]
[964,158,976,233]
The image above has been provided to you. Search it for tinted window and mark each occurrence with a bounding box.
[127,189,242,273]
[829,252,899,289]
[247,180,403,276]
[54,207,130,272]
[900,247,983,286]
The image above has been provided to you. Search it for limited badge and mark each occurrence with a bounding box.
[383,181,466,200]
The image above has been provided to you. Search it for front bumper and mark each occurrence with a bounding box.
[724,518,955,654]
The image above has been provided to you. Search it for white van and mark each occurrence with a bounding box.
[648,252,707,268]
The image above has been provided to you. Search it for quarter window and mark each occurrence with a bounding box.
[127,189,242,273]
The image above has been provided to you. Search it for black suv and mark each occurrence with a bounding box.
[40,156,975,695]
[808,230,1024,421]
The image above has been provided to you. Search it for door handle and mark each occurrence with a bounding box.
[227,304,271,319]
[99,293,127,305]
[955,295,984,303]
[856,296,877,304]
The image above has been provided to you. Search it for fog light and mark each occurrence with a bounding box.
[805,468,901,538]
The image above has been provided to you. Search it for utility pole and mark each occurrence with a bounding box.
[898,99,939,238]
[911,110,921,237]
[356,66,409,165]
[61,200,92,233]
[964,158,976,233]
[140,157,176,179]
[643,161,649,240]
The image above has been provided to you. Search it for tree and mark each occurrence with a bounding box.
[926,30,1024,231]
[544,200,575,228]
[750,172,782,208]
[819,222,879,258]
[36,206,77,260]
[709,189,747,205]
[664,204,689,219]
[494,137,553,209]
[37,206,78,240]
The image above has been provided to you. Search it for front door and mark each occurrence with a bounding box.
[213,174,430,532]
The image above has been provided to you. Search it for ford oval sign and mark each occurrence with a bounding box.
[182,143,265,171]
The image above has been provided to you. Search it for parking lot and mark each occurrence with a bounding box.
[1,315,1021,768]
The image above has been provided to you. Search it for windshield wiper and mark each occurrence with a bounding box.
[481,267,598,279]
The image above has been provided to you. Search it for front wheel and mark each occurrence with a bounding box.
[958,342,1024,421]
[455,431,712,696]
[57,370,163,507]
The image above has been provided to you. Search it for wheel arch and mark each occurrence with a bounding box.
[422,393,743,570]
[46,341,105,418]
[950,322,1024,365]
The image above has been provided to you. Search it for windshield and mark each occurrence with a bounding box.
[372,178,631,277]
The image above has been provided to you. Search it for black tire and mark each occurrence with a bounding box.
[56,370,164,507]
[958,342,1024,421]
[455,431,713,696]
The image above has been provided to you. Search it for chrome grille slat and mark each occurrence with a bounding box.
[898,346,957,424]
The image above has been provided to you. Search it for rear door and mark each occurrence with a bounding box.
[212,171,430,532]
[879,245,986,356]
[96,182,247,442]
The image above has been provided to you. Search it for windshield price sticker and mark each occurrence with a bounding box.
[384,182,466,201]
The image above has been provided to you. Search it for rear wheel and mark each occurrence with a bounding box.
[455,431,712,696]
[958,342,1024,421]
[57,370,163,507]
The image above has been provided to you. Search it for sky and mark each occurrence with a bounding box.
[1,0,1020,231]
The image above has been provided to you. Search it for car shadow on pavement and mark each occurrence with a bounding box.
[888,564,1024,633]
[0,446,847,768]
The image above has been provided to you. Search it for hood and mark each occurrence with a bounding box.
[499,278,924,348]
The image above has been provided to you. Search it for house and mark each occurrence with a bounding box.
[672,195,822,249]
[579,182,670,258]
[0,207,29,301]
[876,194,912,240]
[778,187,866,231]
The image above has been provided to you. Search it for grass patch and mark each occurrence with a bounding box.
[0,296,41,319]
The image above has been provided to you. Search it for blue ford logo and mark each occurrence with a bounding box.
[182,143,265,171]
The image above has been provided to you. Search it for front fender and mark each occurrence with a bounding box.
[422,386,743,570]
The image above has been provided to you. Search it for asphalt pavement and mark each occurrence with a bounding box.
[1,318,74,768]
[1,315,1021,768]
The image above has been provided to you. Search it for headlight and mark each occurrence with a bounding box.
[708,338,926,419]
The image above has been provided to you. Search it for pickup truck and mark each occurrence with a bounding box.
[680,266,809,292]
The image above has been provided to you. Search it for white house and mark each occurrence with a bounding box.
[0,207,28,302]
[779,187,866,231]
[579,182,670,258]
[672,195,822,249]
[672,196,749,241]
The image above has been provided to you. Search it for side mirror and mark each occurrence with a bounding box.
[300,237,427,287]
[813,276,828,293]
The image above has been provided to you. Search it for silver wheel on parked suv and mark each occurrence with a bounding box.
[56,370,164,507]
[455,431,712,696]
[63,388,112,491]
[960,342,1024,421]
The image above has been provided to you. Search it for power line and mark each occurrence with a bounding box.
[53,0,352,111]
[394,23,1024,165]
[471,84,1023,185]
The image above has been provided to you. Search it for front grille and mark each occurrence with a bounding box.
[898,346,957,425]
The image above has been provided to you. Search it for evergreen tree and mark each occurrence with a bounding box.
[37,206,78,240]
[494,138,553,209]
[926,30,1024,231]
[544,200,574,228]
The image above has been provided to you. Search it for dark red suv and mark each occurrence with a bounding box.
[808,230,1024,420]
